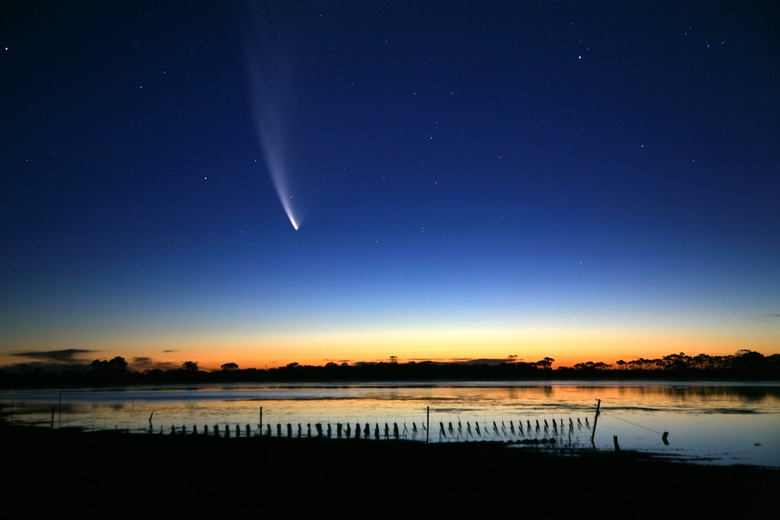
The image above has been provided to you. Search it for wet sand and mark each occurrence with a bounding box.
[3,425,778,518]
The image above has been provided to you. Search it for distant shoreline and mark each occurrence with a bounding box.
[3,358,779,389]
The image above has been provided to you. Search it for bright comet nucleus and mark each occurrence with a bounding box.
[257,134,301,231]
[284,201,299,231]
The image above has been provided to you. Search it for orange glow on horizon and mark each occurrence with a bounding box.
[111,328,780,371]
[2,324,777,372]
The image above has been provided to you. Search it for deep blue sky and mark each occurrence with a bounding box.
[2,1,778,370]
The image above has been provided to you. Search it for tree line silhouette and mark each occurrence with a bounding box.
[1,349,778,388]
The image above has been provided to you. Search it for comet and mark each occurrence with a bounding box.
[244,3,302,231]
[255,123,300,230]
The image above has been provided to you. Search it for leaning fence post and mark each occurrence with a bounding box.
[590,399,601,448]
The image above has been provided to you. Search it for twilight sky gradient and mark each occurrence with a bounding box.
[2,1,778,370]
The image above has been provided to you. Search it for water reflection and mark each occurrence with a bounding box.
[1,381,778,467]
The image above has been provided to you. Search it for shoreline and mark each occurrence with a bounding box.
[3,424,778,517]
[3,372,780,390]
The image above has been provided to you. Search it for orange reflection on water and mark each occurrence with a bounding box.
[2,382,779,466]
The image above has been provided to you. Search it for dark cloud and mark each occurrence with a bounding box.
[456,358,510,366]
[131,357,176,371]
[407,357,456,362]
[764,313,780,318]
[162,350,178,353]
[385,357,516,365]
[12,349,95,364]
[131,357,154,368]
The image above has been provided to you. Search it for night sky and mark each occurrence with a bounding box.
[2,1,778,371]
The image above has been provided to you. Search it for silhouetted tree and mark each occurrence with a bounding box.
[182,361,199,371]
[536,357,554,369]
[662,352,690,370]
[221,362,239,371]
[691,353,715,370]
[91,356,128,372]
[731,350,766,372]
[108,356,128,370]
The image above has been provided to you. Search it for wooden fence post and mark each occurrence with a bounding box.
[590,399,601,448]
[426,407,430,444]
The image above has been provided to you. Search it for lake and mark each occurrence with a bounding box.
[2,381,779,468]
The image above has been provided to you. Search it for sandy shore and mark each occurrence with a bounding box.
[2,425,778,518]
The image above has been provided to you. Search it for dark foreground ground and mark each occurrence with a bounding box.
[2,425,778,519]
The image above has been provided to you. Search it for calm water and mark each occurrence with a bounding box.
[2,381,779,468]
